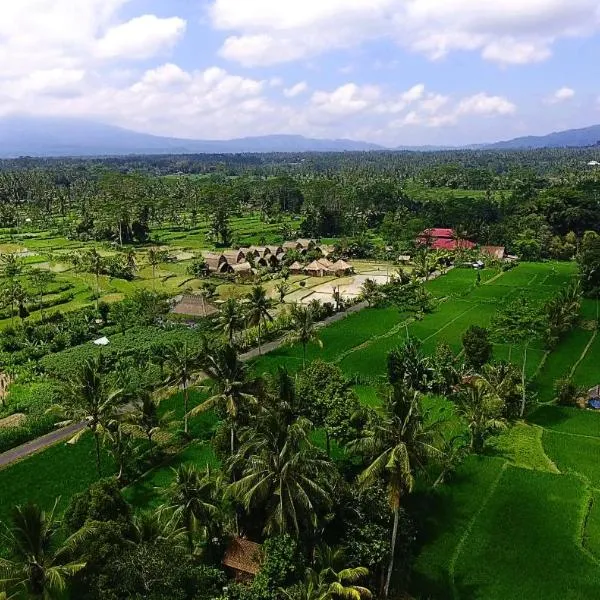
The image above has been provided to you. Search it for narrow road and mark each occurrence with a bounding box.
[0,422,84,469]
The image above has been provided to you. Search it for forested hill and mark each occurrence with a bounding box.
[486,124,600,149]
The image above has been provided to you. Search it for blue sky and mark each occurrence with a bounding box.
[1,0,599,146]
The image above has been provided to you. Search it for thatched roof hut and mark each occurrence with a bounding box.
[266,245,284,256]
[231,262,254,279]
[222,249,246,264]
[332,259,353,275]
[283,241,303,251]
[253,246,271,258]
[171,294,219,318]
[223,538,262,581]
[289,261,304,274]
[305,259,334,277]
[297,238,316,250]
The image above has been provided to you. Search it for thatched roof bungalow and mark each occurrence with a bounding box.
[231,262,254,279]
[266,245,284,256]
[297,238,317,250]
[332,259,353,275]
[305,259,335,277]
[289,261,304,274]
[171,294,219,318]
[222,249,246,264]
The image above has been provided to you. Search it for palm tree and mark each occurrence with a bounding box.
[360,279,379,307]
[163,465,221,554]
[313,545,373,600]
[229,415,335,537]
[50,355,121,477]
[0,502,86,600]
[128,392,173,455]
[147,248,162,290]
[350,385,443,598]
[103,419,135,482]
[27,268,55,317]
[457,378,507,452]
[129,509,187,549]
[164,342,203,436]
[83,249,104,309]
[216,298,245,344]
[189,344,256,455]
[285,305,323,366]
[245,285,273,354]
[275,282,289,304]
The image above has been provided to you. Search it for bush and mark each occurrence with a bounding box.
[0,413,57,454]
[0,381,60,417]
[555,378,582,406]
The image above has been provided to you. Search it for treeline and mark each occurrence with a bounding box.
[1,153,600,259]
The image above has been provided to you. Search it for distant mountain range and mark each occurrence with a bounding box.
[0,116,599,157]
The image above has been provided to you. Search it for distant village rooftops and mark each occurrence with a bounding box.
[417,228,476,251]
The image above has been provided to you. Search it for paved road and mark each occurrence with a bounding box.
[0,422,85,469]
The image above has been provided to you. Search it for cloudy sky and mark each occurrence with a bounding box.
[2,0,599,146]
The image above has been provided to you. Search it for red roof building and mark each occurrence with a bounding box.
[417,228,476,251]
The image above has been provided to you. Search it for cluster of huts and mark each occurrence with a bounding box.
[201,239,351,279]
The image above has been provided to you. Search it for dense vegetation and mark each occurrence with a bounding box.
[0,148,599,599]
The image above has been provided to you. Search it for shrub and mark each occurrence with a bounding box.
[555,378,582,406]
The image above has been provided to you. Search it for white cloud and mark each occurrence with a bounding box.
[210,0,600,66]
[95,15,186,60]
[547,87,576,103]
[284,82,309,98]
[456,93,516,116]
[311,84,381,117]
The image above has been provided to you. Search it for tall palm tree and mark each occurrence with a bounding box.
[83,249,104,309]
[0,502,86,600]
[163,465,221,554]
[350,385,443,598]
[103,419,135,482]
[456,378,507,452]
[285,305,323,366]
[164,342,203,436]
[147,248,162,290]
[229,415,335,537]
[51,355,121,477]
[27,268,55,318]
[245,285,273,354]
[128,392,174,455]
[275,282,289,304]
[216,298,245,344]
[190,344,256,455]
[360,279,379,307]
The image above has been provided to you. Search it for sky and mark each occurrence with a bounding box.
[1,0,599,146]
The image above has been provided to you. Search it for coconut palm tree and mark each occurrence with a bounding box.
[83,249,104,309]
[281,546,372,600]
[189,344,256,455]
[275,282,290,304]
[162,465,221,554]
[103,419,136,482]
[285,305,323,366]
[229,415,335,537]
[129,509,187,549]
[350,384,443,597]
[216,298,245,344]
[245,285,273,354]
[0,502,86,600]
[27,268,55,317]
[50,355,121,477]
[128,392,174,455]
[147,247,162,290]
[360,279,379,307]
[163,342,203,436]
[456,377,507,452]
